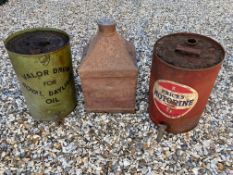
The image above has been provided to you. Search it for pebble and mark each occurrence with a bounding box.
[192,168,199,175]
[123,159,131,167]
[217,162,225,172]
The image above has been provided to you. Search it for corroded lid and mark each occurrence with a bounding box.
[5,28,69,55]
[154,33,225,69]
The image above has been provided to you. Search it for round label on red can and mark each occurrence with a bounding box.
[153,80,198,119]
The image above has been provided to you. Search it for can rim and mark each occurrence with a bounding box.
[153,32,225,72]
[4,27,70,57]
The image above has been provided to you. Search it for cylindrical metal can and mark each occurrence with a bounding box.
[4,28,76,121]
[149,33,225,133]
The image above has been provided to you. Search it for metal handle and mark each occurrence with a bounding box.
[175,44,201,56]
[156,124,167,142]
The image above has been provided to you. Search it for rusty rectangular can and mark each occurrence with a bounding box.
[79,18,138,112]
[149,33,225,133]
[4,28,76,121]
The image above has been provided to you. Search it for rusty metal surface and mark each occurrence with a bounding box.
[155,33,224,69]
[79,18,138,112]
[149,33,225,133]
[5,30,68,54]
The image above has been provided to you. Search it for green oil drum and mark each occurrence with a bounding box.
[4,28,76,121]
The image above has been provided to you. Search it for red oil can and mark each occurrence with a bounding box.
[149,33,225,134]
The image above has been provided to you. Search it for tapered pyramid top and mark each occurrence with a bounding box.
[79,18,138,78]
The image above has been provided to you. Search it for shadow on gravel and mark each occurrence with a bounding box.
[0,0,8,6]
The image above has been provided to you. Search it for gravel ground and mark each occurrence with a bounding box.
[0,0,233,174]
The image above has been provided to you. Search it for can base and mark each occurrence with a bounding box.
[85,107,135,113]
[149,114,200,134]
[30,103,77,121]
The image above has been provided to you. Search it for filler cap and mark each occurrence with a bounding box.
[97,17,116,35]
